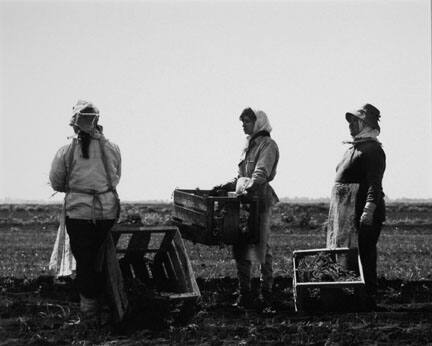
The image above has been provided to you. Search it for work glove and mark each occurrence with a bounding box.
[210,185,222,192]
[210,182,233,196]
[209,186,224,196]
[360,202,376,226]
[217,182,236,191]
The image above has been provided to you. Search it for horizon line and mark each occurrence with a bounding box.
[1,197,432,204]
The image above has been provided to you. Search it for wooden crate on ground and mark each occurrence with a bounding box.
[292,247,365,312]
[111,225,200,304]
[172,188,259,245]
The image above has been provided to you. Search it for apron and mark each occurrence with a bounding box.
[248,207,271,264]
[234,205,271,264]
[49,138,117,277]
[326,183,359,249]
[49,136,127,320]
[48,204,76,277]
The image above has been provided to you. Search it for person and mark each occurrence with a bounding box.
[328,103,386,300]
[215,107,279,309]
[49,100,122,323]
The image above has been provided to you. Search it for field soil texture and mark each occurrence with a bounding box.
[1,202,432,345]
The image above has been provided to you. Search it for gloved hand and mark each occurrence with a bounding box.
[211,184,223,191]
[219,182,236,191]
[360,202,376,226]
[210,183,233,196]
[209,185,223,196]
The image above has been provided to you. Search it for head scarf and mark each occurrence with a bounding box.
[354,126,380,140]
[72,100,99,116]
[241,109,272,159]
[343,123,381,145]
[252,109,272,134]
[69,100,100,135]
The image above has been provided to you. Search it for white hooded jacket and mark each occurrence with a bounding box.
[49,133,121,220]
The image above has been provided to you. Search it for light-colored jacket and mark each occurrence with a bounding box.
[49,133,121,220]
[235,133,279,263]
[239,134,279,209]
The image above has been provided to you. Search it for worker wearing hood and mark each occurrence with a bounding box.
[49,100,125,324]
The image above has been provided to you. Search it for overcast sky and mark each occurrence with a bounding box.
[0,0,431,202]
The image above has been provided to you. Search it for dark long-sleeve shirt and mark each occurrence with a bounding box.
[335,140,386,222]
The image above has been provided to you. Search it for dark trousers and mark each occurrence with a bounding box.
[358,221,382,295]
[66,218,115,299]
[234,245,273,293]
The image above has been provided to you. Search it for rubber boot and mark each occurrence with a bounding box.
[234,289,255,309]
[80,294,100,327]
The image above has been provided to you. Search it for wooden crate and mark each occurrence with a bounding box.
[292,247,365,312]
[111,225,200,303]
[173,188,260,245]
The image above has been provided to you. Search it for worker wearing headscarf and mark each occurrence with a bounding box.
[217,107,279,309]
[327,103,386,301]
[49,100,123,323]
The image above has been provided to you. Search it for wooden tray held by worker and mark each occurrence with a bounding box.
[172,188,260,246]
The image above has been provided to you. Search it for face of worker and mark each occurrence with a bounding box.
[347,115,365,137]
[241,116,256,135]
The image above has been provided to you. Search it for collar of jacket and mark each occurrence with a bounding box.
[248,130,270,147]
[68,129,103,141]
[342,137,381,146]
[240,130,271,162]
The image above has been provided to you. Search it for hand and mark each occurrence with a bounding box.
[209,185,223,196]
[214,182,233,191]
[360,202,376,226]
[210,183,232,196]
[360,211,373,226]
[211,184,223,191]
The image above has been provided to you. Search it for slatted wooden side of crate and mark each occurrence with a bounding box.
[173,188,260,245]
[112,225,200,301]
[173,189,211,230]
[292,247,365,312]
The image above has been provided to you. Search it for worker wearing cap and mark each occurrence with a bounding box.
[328,103,386,298]
[49,100,122,323]
[216,107,279,309]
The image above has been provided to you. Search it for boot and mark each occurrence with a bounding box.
[259,288,277,313]
[233,289,255,309]
[80,294,100,327]
[261,288,273,306]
